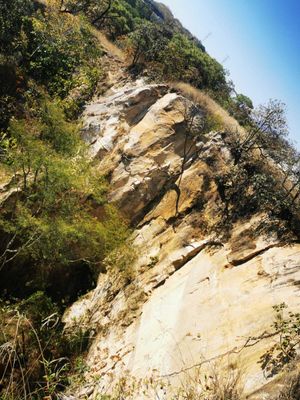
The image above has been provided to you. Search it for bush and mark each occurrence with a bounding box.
[23,11,101,98]
[162,33,227,92]
[0,104,129,275]
[0,291,94,399]
[39,99,81,155]
[0,0,33,55]
[126,25,228,95]
[0,1,103,134]
[62,64,103,119]
[127,21,169,66]
[260,304,300,377]
[0,293,65,399]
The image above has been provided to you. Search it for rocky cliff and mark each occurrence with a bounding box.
[62,57,300,399]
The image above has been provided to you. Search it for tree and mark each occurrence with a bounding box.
[0,108,128,270]
[22,8,100,97]
[101,0,136,39]
[235,93,253,110]
[232,99,300,208]
[39,100,81,156]
[0,0,33,130]
[0,0,33,55]
[283,157,300,205]
[161,33,189,80]
[128,21,168,66]
[161,33,228,92]
[233,99,289,164]
[61,0,113,25]
[225,93,253,126]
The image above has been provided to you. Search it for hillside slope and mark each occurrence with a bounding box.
[1,1,300,399]
[62,52,300,398]
[143,0,206,50]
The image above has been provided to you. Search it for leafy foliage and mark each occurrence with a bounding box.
[260,304,300,378]
[104,0,136,38]
[210,98,300,238]
[39,100,81,155]
[63,0,113,24]
[0,103,129,275]
[22,10,101,97]
[64,0,153,37]
[127,21,169,66]
[224,92,254,126]
[126,23,228,94]
[0,1,102,131]
[232,99,289,164]
[0,0,33,55]
[163,33,227,91]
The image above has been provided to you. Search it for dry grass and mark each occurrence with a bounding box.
[93,30,127,62]
[248,362,300,400]
[171,82,246,137]
[92,364,244,400]
[274,363,300,400]
[206,367,243,400]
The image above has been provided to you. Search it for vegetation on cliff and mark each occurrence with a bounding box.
[0,2,129,397]
[0,0,300,399]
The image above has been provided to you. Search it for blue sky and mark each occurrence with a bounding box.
[161,0,300,148]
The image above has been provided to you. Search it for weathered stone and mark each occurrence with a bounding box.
[64,79,300,398]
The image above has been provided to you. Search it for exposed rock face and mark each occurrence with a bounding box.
[64,79,300,398]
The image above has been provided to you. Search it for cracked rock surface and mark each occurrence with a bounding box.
[64,80,300,398]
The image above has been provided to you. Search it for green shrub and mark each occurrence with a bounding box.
[62,65,103,119]
[18,291,59,327]
[162,33,227,92]
[0,0,33,55]
[0,106,129,271]
[260,304,300,377]
[23,11,101,98]
[39,99,81,155]
[127,21,168,65]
